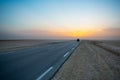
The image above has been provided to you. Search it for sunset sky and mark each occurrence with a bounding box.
[0,0,120,40]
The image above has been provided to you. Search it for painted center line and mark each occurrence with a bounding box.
[63,52,70,57]
[36,67,53,80]
[72,48,74,50]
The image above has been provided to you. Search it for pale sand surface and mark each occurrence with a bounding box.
[52,41,120,80]
[92,40,120,56]
[0,40,66,52]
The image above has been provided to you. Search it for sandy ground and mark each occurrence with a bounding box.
[91,40,120,56]
[100,40,120,47]
[52,41,120,80]
[0,40,66,52]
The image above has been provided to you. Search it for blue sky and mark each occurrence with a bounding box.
[0,0,120,40]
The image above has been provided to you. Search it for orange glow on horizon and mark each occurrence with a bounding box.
[69,29,104,38]
[23,28,104,39]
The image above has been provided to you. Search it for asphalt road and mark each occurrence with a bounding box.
[0,41,79,80]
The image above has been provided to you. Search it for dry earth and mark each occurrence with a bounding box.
[91,40,120,56]
[0,40,66,52]
[52,41,120,80]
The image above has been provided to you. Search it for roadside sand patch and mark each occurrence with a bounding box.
[52,41,120,80]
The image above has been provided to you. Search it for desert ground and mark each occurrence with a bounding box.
[52,40,120,80]
[0,40,119,80]
[0,40,66,52]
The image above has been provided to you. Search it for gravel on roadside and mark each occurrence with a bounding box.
[52,41,120,80]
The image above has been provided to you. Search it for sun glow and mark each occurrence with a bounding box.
[69,28,104,38]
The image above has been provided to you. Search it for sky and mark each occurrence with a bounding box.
[0,0,120,40]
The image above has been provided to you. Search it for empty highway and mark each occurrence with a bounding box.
[0,41,79,80]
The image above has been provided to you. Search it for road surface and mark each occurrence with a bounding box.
[0,41,79,80]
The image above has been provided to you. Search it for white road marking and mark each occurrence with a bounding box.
[72,48,74,50]
[63,52,70,57]
[36,67,53,80]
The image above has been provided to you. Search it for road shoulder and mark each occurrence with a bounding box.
[52,41,120,80]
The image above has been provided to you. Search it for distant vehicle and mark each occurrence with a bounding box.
[76,39,80,42]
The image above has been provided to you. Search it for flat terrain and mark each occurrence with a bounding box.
[92,40,120,56]
[0,40,79,80]
[0,40,66,52]
[98,40,120,47]
[52,40,120,80]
